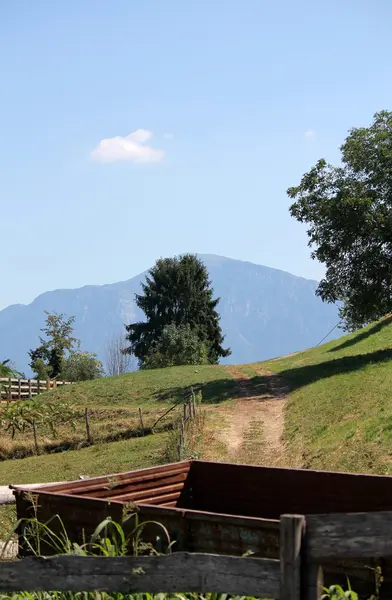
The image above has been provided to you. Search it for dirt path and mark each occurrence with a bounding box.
[203,366,288,466]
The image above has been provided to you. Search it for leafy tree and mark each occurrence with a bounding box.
[288,110,392,330]
[125,254,230,367]
[61,348,104,382]
[142,324,209,369]
[0,360,21,378]
[29,312,78,379]
[0,360,23,397]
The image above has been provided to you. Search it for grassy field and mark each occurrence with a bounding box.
[45,364,237,407]
[0,365,237,486]
[3,317,392,493]
[257,315,392,474]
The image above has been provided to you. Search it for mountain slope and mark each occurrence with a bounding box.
[0,254,340,374]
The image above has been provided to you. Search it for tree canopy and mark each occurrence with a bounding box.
[29,312,78,379]
[124,254,230,368]
[142,323,209,370]
[29,311,102,381]
[288,110,392,330]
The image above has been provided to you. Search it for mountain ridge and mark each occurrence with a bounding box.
[0,254,340,374]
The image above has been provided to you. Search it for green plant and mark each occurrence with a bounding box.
[322,581,358,600]
[0,398,76,440]
[0,512,260,600]
[0,360,23,397]
[61,349,104,382]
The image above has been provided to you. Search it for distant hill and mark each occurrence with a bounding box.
[0,254,340,374]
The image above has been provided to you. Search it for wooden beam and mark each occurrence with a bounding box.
[306,511,392,559]
[0,553,280,596]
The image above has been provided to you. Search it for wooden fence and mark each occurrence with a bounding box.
[2,511,392,598]
[0,378,72,400]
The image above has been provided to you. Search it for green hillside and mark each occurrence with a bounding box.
[1,316,392,495]
[0,365,238,485]
[261,314,392,474]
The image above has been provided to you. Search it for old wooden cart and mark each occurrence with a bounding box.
[12,459,392,567]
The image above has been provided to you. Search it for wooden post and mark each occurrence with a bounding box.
[139,407,144,429]
[37,379,40,395]
[192,396,196,418]
[280,514,305,600]
[183,403,187,422]
[32,421,39,454]
[179,419,185,459]
[53,379,57,390]
[8,378,12,401]
[46,379,50,391]
[84,408,91,443]
[28,379,32,399]
[304,564,324,600]
[18,378,22,399]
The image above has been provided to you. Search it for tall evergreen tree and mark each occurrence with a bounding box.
[124,254,230,367]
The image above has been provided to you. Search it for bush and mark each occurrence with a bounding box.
[60,350,104,382]
[142,324,209,370]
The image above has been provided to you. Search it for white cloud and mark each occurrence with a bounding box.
[304,129,316,138]
[91,129,164,164]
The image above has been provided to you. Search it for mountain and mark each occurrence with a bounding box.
[0,255,340,375]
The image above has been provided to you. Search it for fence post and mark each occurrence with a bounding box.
[46,379,50,391]
[280,514,305,600]
[18,378,22,399]
[28,379,32,399]
[183,403,187,422]
[32,420,39,455]
[37,379,40,395]
[84,408,91,443]
[8,377,12,401]
[139,407,144,429]
[192,395,197,418]
[178,418,185,459]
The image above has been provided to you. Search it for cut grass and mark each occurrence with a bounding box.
[258,315,392,474]
[0,364,237,462]
[0,432,168,485]
[4,316,392,491]
[0,365,239,495]
[43,364,237,408]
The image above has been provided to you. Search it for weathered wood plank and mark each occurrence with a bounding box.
[306,511,392,559]
[280,514,304,600]
[304,564,324,600]
[0,553,280,596]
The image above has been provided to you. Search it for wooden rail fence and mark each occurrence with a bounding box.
[2,511,392,598]
[0,378,72,400]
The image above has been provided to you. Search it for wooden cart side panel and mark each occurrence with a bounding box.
[24,461,191,497]
[190,461,392,518]
[15,490,123,556]
[127,504,280,558]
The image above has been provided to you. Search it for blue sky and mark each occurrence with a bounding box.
[2,0,391,309]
